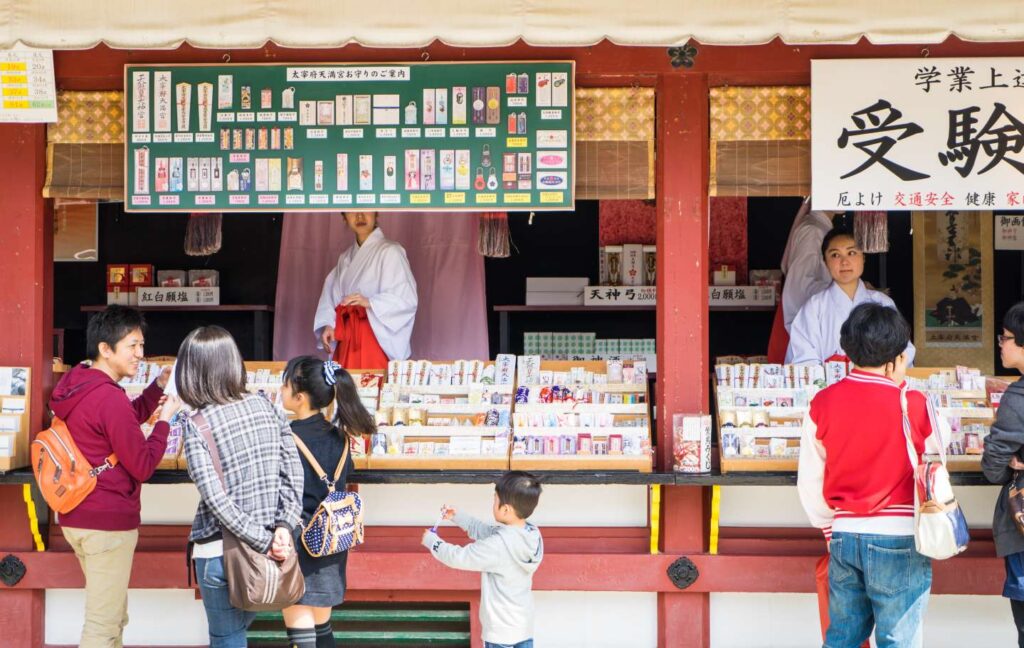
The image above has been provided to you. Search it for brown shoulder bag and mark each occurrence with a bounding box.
[192,411,305,611]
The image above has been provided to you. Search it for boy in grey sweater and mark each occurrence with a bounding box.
[422,471,544,648]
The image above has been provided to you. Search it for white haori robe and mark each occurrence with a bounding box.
[314,228,418,360]
[786,280,916,366]
[781,206,834,332]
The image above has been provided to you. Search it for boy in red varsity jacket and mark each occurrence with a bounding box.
[798,302,940,648]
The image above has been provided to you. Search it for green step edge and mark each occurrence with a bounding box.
[254,609,470,622]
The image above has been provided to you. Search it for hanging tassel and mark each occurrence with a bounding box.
[854,211,889,254]
[478,211,511,258]
[184,213,223,256]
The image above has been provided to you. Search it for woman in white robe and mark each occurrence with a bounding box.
[313,212,418,366]
[786,227,915,366]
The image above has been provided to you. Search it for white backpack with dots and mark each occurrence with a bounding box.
[291,436,365,557]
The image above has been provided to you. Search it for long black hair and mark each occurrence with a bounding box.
[283,355,376,439]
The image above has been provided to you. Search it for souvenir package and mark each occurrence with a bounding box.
[188,269,219,287]
[157,270,187,288]
[286,157,304,191]
[673,414,711,473]
[715,362,819,472]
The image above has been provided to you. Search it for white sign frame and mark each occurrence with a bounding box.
[813,58,1024,211]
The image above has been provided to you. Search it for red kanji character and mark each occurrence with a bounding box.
[895,192,907,206]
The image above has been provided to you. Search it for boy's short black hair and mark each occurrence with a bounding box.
[1004,302,1024,347]
[86,305,146,360]
[839,303,911,368]
[820,226,858,259]
[496,471,542,520]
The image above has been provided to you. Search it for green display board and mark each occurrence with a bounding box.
[124,61,575,213]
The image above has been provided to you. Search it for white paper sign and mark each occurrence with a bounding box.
[995,213,1024,250]
[583,286,656,306]
[0,47,57,123]
[813,58,1024,211]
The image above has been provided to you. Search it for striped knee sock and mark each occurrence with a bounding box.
[286,626,317,648]
[315,621,336,648]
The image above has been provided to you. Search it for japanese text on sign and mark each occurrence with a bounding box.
[813,58,1024,211]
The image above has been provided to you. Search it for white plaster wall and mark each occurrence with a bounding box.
[137,483,649,527]
[46,589,209,646]
[534,591,657,648]
[711,593,1016,647]
[139,484,200,524]
[360,484,649,527]
[719,485,1002,529]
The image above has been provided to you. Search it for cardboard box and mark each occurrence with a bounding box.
[107,264,130,287]
[130,264,154,287]
[526,277,589,292]
[107,287,136,305]
[525,291,583,306]
[712,264,737,286]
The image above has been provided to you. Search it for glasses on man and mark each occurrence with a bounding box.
[999,334,1016,345]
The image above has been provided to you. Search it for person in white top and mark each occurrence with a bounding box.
[780,201,835,332]
[786,226,915,365]
[313,212,418,367]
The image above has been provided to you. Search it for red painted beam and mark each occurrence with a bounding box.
[656,68,712,648]
[1,550,1005,595]
[47,523,650,554]
[0,125,52,435]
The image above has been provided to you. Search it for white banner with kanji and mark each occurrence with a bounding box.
[812,58,1024,211]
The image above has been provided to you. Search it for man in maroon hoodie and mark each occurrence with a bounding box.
[49,305,180,648]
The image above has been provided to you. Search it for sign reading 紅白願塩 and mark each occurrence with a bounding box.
[813,58,1024,211]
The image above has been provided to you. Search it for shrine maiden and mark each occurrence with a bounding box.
[766,200,835,362]
[314,212,418,368]
[781,203,835,331]
[786,227,916,365]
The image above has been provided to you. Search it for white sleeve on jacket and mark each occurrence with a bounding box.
[422,530,506,573]
[797,412,834,539]
[452,512,500,541]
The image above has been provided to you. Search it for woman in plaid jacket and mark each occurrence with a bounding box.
[177,326,304,648]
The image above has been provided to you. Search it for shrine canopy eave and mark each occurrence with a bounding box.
[4,0,1024,50]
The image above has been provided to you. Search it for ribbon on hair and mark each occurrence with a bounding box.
[323,360,342,386]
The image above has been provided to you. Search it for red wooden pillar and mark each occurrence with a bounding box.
[0,123,52,647]
[656,73,711,646]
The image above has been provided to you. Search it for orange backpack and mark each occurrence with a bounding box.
[31,417,118,514]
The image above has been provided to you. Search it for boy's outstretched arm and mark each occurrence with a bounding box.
[422,530,505,572]
[451,511,500,540]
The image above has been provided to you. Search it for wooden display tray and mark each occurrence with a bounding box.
[510,454,652,472]
[511,359,652,472]
[932,455,983,472]
[720,457,798,472]
[0,367,31,471]
[368,455,510,470]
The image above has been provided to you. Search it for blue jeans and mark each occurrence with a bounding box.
[826,533,932,648]
[195,556,257,648]
[485,641,533,648]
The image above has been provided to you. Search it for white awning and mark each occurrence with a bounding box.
[3,0,1024,50]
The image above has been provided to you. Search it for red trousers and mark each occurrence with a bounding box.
[333,304,389,370]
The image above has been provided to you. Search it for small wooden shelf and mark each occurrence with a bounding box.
[81,305,273,312]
